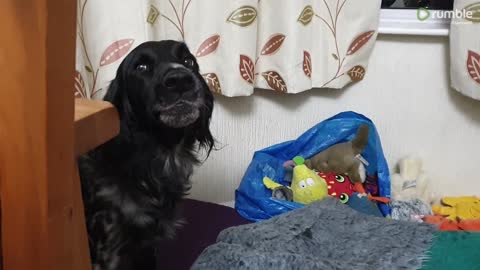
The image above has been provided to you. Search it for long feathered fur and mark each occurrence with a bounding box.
[78,41,214,270]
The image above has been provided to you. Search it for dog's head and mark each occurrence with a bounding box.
[105,40,214,152]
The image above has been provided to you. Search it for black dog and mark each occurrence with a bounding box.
[79,40,214,270]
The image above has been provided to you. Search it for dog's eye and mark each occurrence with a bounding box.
[136,64,150,72]
[183,58,195,68]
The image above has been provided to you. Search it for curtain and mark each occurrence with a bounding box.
[75,0,381,98]
[450,0,480,100]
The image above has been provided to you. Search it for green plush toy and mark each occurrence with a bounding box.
[263,156,328,204]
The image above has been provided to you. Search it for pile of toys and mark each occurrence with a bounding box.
[260,127,480,231]
[389,156,480,231]
[262,125,389,217]
[237,112,477,226]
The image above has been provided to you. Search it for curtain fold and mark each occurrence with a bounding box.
[75,0,381,98]
[450,0,480,100]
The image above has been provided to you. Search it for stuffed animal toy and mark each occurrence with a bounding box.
[390,156,437,221]
[320,172,386,217]
[305,124,370,195]
[320,172,356,203]
[321,172,390,204]
[391,156,436,204]
[263,156,328,204]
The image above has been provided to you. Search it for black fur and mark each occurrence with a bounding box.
[79,40,214,270]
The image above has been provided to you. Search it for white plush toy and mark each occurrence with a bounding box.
[391,156,437,205]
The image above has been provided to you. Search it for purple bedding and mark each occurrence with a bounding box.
[155,199,250,270]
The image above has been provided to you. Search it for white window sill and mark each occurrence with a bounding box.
[379,9,450,36]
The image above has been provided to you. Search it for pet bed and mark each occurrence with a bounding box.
[192,198,480,270]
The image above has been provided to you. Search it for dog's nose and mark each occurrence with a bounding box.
[163,70,195,91]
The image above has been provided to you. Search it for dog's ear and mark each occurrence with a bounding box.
[104,64,135,139]
[103,78,122,106]
[193,87,215,156]
[104,61,130,114]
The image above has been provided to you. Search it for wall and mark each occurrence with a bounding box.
[189,34,480,204]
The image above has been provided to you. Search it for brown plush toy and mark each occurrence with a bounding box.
[305,124,372,196]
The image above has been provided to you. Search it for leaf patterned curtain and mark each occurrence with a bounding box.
[75,0,381,98]
[450,0,480,100]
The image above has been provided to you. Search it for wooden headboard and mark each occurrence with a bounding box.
[0,1,119,270]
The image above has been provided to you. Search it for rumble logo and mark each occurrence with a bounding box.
[417,5,479,22]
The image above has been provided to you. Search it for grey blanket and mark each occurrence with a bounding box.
[191,198,435,270]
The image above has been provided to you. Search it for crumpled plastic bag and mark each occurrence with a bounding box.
[235,111,391,221]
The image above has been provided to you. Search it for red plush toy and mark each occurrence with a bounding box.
[319,172,356,203]
[318,172,390,204]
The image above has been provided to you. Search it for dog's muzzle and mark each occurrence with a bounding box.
[153,67,202,128]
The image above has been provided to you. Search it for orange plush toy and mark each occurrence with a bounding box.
[423,215,480,231]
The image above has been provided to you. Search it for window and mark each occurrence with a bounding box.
[379,0,454,36]
[382,0,453,10]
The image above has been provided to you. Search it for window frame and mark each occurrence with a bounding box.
[379,9,450,36]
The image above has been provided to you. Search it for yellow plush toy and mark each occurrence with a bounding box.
[263,156,328,204]
[432,196,480,221]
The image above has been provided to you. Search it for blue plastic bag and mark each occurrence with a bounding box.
[235,111,391,222]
